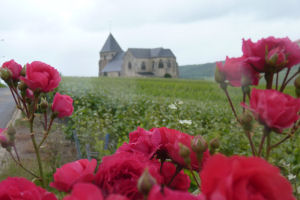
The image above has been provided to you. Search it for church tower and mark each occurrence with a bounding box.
[98,33,123,76]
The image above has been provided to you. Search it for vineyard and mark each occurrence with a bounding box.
[58,77,300,183]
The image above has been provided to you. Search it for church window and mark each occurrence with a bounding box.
[128,62,132,70]
[158,60,164,68]
[167,60,171,68]
[141,62,146,70]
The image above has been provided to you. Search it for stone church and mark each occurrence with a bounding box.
[98,33,179,78]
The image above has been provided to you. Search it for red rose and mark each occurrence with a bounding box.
[63,183,103,200]
[200,154,295,200]
[243,88,300,132]
[0,177,57,200]
[148,185,201,200]
[52,92,74,118]
[95,151,163,200]
[50,159,97,192]
[1,60,22,80]
[242,36,300,72]
[106,194,130,200]
[216,56,259,87]
[20,61,61,92]
[151,127,210,171]
[161,162,190,191]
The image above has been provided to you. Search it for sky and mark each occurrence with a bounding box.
[0,0,300,76]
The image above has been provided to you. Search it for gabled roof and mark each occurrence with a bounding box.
[100,33,123,53]
[102,52,124,72]
[128,48,175,59]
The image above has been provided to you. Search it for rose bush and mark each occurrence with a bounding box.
[20,61,61,92]
[200,154,295,200]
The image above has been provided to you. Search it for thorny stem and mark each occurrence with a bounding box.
[13,144,21,162]
[281,70,300,92]
[280,68,291,92]
[266,132,271,161]
[190,169,200,188]
[44,111,48,131]
[9,87,20,108]
[222,87,239,122]
[8,151,39,178]
[265,72,274,90]
[275,72,279,90]
[167,165,183,187]
[38,116,54,149]
[242,92,246,114]
[10,84,29,117]
[245,131,257,156]
[258,127,270,157]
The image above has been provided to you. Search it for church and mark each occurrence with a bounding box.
[98,34,179,78]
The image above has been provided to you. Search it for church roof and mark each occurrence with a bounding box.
[100,33,123,53]
[102,52,124,72]
[128,48,175,59]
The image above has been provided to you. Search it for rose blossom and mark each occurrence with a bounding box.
[50,159,97,192]
[95,151,163,200]
[26,89,34,100]
[63,183,103,200]
[106,194,130,200]
[0,128,8,143]
[243,88,300,132]
[216,56,259,87]
[0,177,57,200]
[200,154,295,200]
[52,92,74,118]
[148,185,200,200]
[20,61,61,92]
[242,36,300,72]
[1,60,22,80]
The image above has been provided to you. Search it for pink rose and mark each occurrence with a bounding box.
[242,36,300,72]
[243,88,300,132]
[216,56,259,87]
[63,183,103,200]
[0,177,57,200]
[1,60,22,80]
[95,151,163,200]
[52,92,74,118]
[161,162,190,191]
[20,61,61,92]
[200,154,295,200]
[0,128,8,143]
[148,185,201,200]
[50,159,97,192]
[26,89,34,100]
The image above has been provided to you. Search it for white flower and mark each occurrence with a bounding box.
[168,104,177,110]
[179,120,192,125]
[177,100,183,105]
[288,174,296,180]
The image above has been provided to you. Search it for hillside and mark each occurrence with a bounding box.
[179,62,216,80]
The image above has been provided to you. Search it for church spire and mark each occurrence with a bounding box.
[100,33,123,53]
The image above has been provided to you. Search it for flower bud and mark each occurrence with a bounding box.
[18,81,27,91]
[179,143,190,158]
[191,135,208,154]
[294,75,300,89]
[0,68,12,82]
[137,168,156,196]
[7,125,16,143]
[240,113,253,131]
[20,66,26,77]
[215,67,226,83]
[40,98,48,111]
[0,128,11,150]
[296,88,300,98]
[241,75,251,87]
[209,138,220,155]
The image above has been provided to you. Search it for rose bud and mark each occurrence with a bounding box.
[0,68,12,82]
[294,75,300,89]
[18,81,27,91]
[214,66,226,83]
[0,128,11,150]
[26,89,34,101]
[51,92,74,118]
[240,113,253,131]
[6,125,16,143]
[179,143,191,167]
[191,135,207,154]
[1,60,22,80]
[20,65,26,77]
[296,88,300,98]
[209,138,220,155]
[137,168,156,196]
[40,98,48,111]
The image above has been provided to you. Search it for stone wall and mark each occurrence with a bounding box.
[99,52,117,76]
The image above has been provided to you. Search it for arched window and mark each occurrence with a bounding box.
[141,62,146,70]
[167,60,171,68]
[128,62,132,70]
[158,60,164,68]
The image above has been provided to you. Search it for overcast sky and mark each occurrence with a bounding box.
[0,0,300,76]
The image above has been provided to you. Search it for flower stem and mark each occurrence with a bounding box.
[190,169,200,188]
[245,131,257,156]
[281,69,300,92]
[222,87,239,122]
[265,72,274,89]
[266,132,271,161]
[275,72,279,90]
[258,127,270,157]
[280,68,291,92]
[167,165,183,187]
